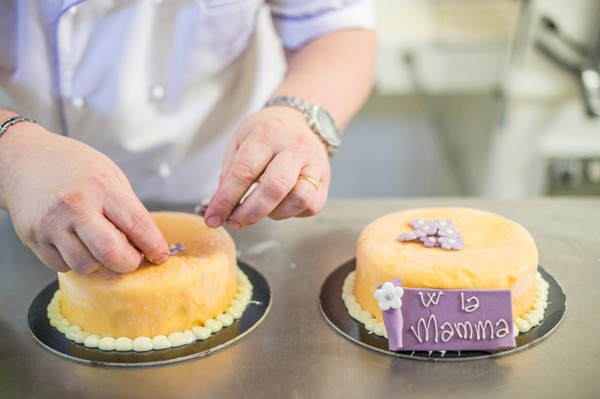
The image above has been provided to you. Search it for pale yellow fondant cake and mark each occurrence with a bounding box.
[52,211,247,350]
[353,207,540,324]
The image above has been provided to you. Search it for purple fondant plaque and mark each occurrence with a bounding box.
[379,278,516,351]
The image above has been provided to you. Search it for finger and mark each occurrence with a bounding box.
[75,212,144,273]
[219,138,238,184]
[205,139,274,228]
[104,194,169,265]
[31,244,71,273]
[296,184,328,217]
[268,169,321,220]
[226,151,300,227]
[297,167,330,218]
[52,231,103,274]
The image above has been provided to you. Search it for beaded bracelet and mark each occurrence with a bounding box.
[0,115,36,138]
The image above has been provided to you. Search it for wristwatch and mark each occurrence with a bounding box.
[265,96,341,156]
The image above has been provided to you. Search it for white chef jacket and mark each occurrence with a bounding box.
[0,0,375,203]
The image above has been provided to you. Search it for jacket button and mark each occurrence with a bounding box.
[70,96,86,109]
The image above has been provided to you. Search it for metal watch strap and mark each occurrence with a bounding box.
[264,96,338,155]
[265,96,312,117]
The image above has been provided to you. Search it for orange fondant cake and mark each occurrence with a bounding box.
[353,207,539,322]
[58,211,238,339]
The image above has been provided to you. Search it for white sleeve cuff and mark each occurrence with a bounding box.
[270,0,376,50]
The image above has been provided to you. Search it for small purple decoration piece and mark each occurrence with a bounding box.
[436,226,459,237]
[412,229,428,238]
[194,199,210,217]
[418,221,438,236]
[169,242,186,256]
[420,236,440,248]
[409,219,427,229]
[398,218,464,250]
[438,235,464,250]
[378,278,516,351]
[434,219,454,229]
[398,231,418,241]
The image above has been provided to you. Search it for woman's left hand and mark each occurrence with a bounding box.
[203,106,330,228]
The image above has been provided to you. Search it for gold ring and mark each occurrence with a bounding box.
[297,175,319,191]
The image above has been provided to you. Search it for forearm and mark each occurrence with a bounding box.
[271,29,377,131]
[0,107,35,209]
[0,107,18,121]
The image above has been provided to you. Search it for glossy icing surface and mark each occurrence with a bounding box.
[58,212,238,338]
[353,208,539,321]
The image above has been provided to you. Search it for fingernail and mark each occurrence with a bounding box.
[227,219,241,229]
[206,215,222,228]
[153,253,169,264]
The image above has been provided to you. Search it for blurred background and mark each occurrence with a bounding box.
[329,0,600,198]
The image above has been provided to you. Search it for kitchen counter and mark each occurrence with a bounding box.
[1,198,599,398]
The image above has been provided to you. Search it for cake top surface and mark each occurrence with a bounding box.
[62,211,235,284]
[357,207,538,289]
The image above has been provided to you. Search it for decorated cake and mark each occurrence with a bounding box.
[47,211,253,352]
[342,207,549,351]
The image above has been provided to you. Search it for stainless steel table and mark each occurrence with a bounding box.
[1,198,599,398]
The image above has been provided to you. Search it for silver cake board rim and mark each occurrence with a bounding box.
[319,258,567,362]
[28,260,271,368]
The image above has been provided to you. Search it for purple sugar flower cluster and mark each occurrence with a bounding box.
[397,218,464,250]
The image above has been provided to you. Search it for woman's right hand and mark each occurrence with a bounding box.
[0,119,170,274]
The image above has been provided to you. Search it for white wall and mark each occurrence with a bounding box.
[329,0,600,198]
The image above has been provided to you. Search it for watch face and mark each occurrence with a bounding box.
[312,107,341,147]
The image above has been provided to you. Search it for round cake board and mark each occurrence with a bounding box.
[28,261,271,367]
[319,259,567,362]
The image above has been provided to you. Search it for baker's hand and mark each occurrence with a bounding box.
[204,106,330,228]
[0,123,170,274]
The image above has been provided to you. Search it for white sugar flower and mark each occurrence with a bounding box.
[374,282,404,311]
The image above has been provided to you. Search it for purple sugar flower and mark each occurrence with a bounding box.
[194,199,210,217]
[420,235,440,248]
[434,219,454,230]
[415,221,438,237]
[169,242,186,256]
[412,228,428,238]
[437,235,464,250]
[398,231,419,242]
[436,225,460,237]
[423,223,437,235]
[409,218,428,229]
